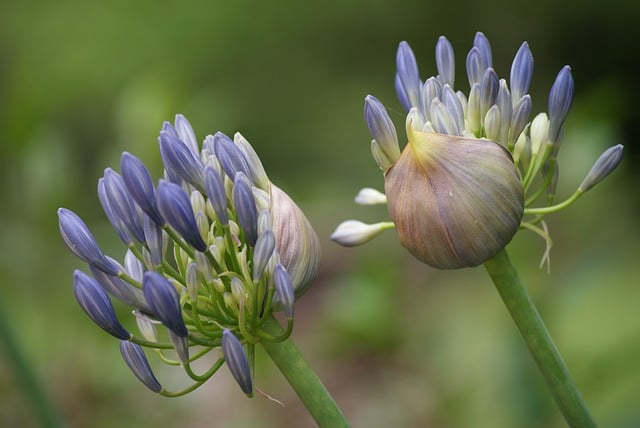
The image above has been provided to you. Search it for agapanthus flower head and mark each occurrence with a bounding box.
[332,32,623,269]
[59,114,321,396]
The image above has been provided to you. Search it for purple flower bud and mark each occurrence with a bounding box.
[58,208,120,275]
[273,264,295,319]
[579,144,624,192]
[435,36,455,87]
[204,166,228,225]
[119,341,162,393]
[161,121,179,138]
[143,215,165,266]
[156,180,207,252]
[142,271,188,337]
[496,80,512,143]
[422,77,442,122]
[442,85,465,134]
[395,41,422,113]
[232,172,258,246]
[509,95,532,145]
[222,330,253,395]
[73,270,131,340]
[102,168,146,243]
[159,132,205,191]
[213,132,253,183]
[120,152,164,226]
[89,263,150,312]
[548,66,574,142]
[473,32,493,69]
[98,178,133,246]
[252,230,275,282]
[510,42,534,103]
[364,95,400,164]
[480,68,499,119]
[466,47,484,86]
[174,114,199,157]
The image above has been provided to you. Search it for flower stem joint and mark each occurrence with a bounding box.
[59,115,321,397]
[332,32,623,269]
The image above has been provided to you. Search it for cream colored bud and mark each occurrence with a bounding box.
[330,220,392,246]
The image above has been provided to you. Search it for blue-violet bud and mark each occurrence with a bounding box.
[119,341,163,393]
[156,180,208,252]
[221,329,253,396]
[142,271,188,337]
[73,270,131,340]
[58,208,120,275]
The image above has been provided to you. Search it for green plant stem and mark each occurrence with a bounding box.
[0,304,61,428]
[484,249,596,427]
[260,315,349,428]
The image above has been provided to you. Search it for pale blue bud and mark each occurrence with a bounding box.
[496,80,512,144]
[473,32,493,69]
[480,68,499,119]
[119,341,163,393]
[174,114,199,156]
[395,41,422,113]
[234,133,270,190]
[213,132,253,182]
[143,215,165,266]
[548,66,574,143]
[222,329,253,395]
[364,95,400,164]
[421,77,441,122]
[442,84,465,134]
[466,47,484,87]
[510,42,534,103]
[509,95,532,146]
[273,264,295,319]
[430,98,460,136]
[435,36,455,87]
[579,144,624,192]
[252,230,275,282]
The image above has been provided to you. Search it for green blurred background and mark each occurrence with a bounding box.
[1,0,638,427]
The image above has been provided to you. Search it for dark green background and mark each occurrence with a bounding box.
[1,0,638,426]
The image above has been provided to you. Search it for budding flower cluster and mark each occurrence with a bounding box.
[333,33,623,269]
[59,115,321,396]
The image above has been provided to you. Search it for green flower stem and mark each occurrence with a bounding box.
[260,315,349,428]
[484,249,596,427]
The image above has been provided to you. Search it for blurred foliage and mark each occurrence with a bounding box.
[0,0,639,427]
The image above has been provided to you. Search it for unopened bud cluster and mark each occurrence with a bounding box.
[333,33,623,269]
[59,115,320,396]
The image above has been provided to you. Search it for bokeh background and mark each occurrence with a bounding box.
[1,0,639,427]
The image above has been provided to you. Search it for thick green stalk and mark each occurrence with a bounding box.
[260,315,349,428]
[484,249,596,427]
